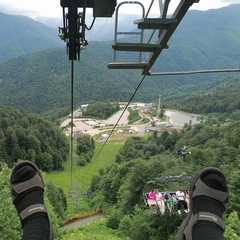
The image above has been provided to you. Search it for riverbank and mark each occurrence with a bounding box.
[165,109,206,127]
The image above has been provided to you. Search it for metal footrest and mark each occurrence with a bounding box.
[107,61,150,69]
[112,43,168,52]
[134,18,177,29]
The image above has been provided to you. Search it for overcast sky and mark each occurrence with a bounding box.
[0,0,238,18]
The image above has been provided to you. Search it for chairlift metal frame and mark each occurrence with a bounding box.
[142,172,193,205]
[59,0,116,60]
[108,0,200,75]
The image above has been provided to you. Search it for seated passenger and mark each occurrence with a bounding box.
[172,194,178,205]
[155,189,165,214]
[163,191,173,212]
[184,189,190,212]
[147,189,157,213]
[176,188,188,214]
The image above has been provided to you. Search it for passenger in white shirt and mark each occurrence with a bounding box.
[155,189,165,214]
[176,189,188,214]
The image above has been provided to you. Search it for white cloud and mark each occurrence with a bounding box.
[0,0,238,18]
[116,0,234,15]
[190,0,233,11]
[220,0,240,2]
[0,0,62,18]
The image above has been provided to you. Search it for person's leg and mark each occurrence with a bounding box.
[178,201,182,214]
[157,201,160,213]
[161,201,165,214]
[166,202,169,211]
[186,200,190,212]
[167,202,172,211]
[192,172,227,240]
[177,167,229,240]
[148,201,152,211]
[183,200,188,213]
[179,201,182,210]
[154,203,157,213]
[157,201,164,214]
[155,203,157,209]
[10,161,54,240]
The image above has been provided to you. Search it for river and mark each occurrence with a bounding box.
[165,110,205,127]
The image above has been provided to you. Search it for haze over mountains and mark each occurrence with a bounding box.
[35,13,145,42]
[0,4,239,114]
[0,12,64,62]
[0,10,147,62]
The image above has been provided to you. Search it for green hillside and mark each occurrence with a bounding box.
[0,5,239,114]
[0,12,63,62]
[169,78,240,119]
[0,106,69,170]
[0,44,239,115]
[0,46,140,113]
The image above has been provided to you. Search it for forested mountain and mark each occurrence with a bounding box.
[0,106,69,171]
[169,78,240,119]
[0,5,239,114]
[0,12,64,62]
[0,46,142,113]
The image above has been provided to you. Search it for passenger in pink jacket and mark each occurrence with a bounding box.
[147,189,157,212]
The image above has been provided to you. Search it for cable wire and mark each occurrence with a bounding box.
[86,74,147,173]
[69,61,90,189]
[70,60,74,187]
[183,120,240,151]
[85,17,96,30]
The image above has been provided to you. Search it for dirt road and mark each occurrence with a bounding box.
[102,108,129,125]
[61,214,104,230]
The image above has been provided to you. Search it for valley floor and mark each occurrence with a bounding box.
[60,105,204,140]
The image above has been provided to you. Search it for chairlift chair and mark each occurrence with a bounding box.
[142,172,193,207]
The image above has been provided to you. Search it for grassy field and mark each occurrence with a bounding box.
[45,138,125,215]
[45,139,124,195]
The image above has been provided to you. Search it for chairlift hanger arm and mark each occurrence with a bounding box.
[59,0,116,61]
[142,0,200,75]
[59,0,90,60]
[176,146,191,157]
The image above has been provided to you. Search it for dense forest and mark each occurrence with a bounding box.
[88,117,240,239]
[168,78,240,119]
[83,102,120,119]
[76,134,95,166]
[0,106,69,171]
[0,45,239,115]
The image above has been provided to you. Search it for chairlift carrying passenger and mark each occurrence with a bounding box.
[142,172,193,207]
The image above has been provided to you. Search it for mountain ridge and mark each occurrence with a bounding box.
[0,5,239,114]
[0,12,64,62]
